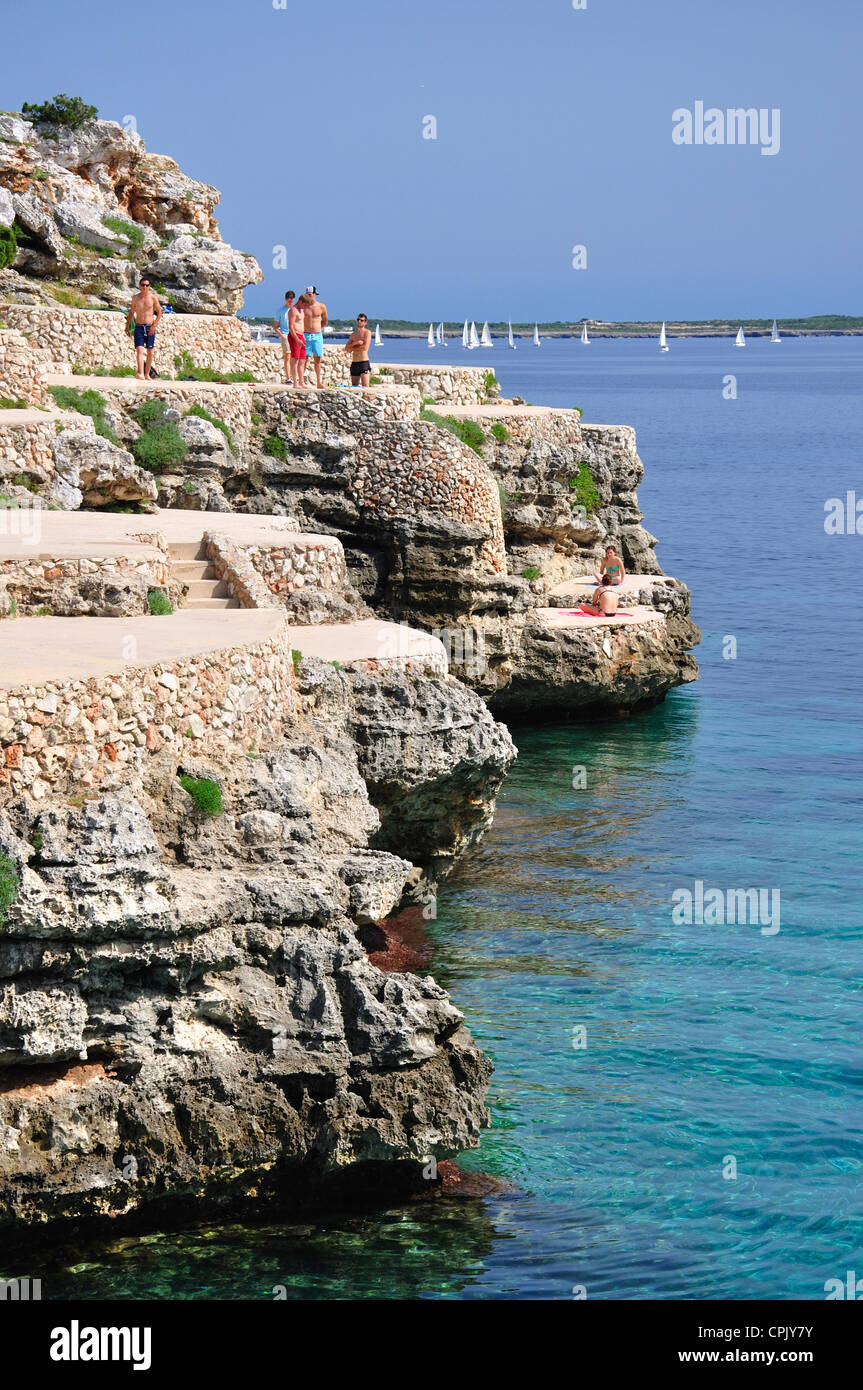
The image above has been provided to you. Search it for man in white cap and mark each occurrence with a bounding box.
[301,285,328,388]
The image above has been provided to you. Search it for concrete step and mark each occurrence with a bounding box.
[184,597,240,610]
[185,579,229,599]
[173,561,218,581]
[168,540,207,561]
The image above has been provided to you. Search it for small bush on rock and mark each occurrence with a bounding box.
[178,773,223,818]
[101,215,145,252]
[521,566,541,581]
[21,94,98,129]
[570,463,600,516]
[490,422,510,444]
[0,224,18,270]
[48,385,117,441]
[147,589,173,615]
[262,433,286,459]
[0,855,20,925]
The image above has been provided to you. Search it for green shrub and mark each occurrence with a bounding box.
[48,385,116,440]
[0,224,18,270]
[72,363,136,377]
[368,375,383,385]
[420,407,486,456]
[174,349,257,384]
[291,649,302,675]
[183,478,198,494]
[133,397,169,430]
[0,396,26,410]
[0,855,19,924]
[21,94,98,129]
[490,422,510,444]
[521,566,541,581]
[186,404,235,455]
[572,405,584,418]
[51,285,89,307]
[11,474,38,493]
[101,215,145,252]
[569,463,600,515]
[35,605,51,616]
[133,421,187,474]
[178,773,223,818]
[262,433,286,459]
[482,370,497,397]
[147,589,173,615]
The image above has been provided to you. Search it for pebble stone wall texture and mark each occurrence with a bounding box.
[0,412,89,486]
[0,549,169,614]
[0,327,56,405]
[203,530,348,607]
[0,620,296,804]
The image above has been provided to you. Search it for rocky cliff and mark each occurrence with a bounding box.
[0,111,262,313]
[0,658,514,1240]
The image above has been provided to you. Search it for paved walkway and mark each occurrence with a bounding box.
[0,610,285,688]
[0,508,337,562]
[295,619,447,667]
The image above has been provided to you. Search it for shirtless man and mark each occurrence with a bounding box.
[272,290,296,384]
[582,574,620,617]
[288,294,307,387]
[344,313,372,388]
[301,285,328,387]
[125,278,163,380]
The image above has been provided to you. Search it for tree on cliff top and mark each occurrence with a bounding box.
[21,94,98,129]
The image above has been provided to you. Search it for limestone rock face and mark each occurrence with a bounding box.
[147,235,264,315]
[0,668,514,1237]
[0,115,262,313]
[50,429,158,508]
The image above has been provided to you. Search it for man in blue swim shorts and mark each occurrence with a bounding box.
[125,278,163,380]
[300,285,328,388]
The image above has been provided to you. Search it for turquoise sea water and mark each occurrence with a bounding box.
[28,336,863,1299]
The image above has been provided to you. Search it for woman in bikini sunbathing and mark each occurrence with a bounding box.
[593,545,625,587]
[581,574,620,617]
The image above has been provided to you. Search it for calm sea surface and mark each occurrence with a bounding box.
[28,336,863,1299]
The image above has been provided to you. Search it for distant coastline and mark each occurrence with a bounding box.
[242,314,863,339]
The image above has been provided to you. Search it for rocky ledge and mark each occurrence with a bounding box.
[0,112,262,312]
[0,658,514,1241]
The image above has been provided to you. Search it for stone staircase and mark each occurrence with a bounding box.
[170,542,239,610]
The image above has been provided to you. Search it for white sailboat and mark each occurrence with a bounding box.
[427,323,435,347]
[581,322,590,345]
[507,321,516,350]
[735,327,745,347]
[462,320,469,349]
[480,321,493,347]
[533,323,541,346]
[659,322,669,351]
[436,322,446,346]
[374,324,383,347]
[771,319,781,343]
[469,321,480,349]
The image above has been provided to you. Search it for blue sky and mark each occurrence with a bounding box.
[2,0,860,320]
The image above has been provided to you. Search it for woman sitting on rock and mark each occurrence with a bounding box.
[581,575,620,618]
[594,545,625,587]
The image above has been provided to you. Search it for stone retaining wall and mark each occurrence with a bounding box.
[203,530,347,608]
[374,363,496,405]
[0,549,170,616]
[0,328,55,406]
[0,307,499,403]
[0,620,295,803]
[0,413,84,488]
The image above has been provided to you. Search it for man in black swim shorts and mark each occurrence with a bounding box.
[125,278,163,380]
[344,313,372,387]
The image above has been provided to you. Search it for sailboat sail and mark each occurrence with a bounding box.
[436,322,444,345]
[462,320,469,348]
[427,323,435,347]
[374,324,383,346]
[735,327,745,347]
[480,321,493,347]
[581,323,590,345]
[507,321,516,349]
[771,320,781,343]
[469,321,480,349]
[659,322,669,351]
[533,323,541,346]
